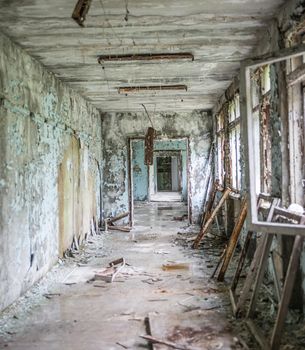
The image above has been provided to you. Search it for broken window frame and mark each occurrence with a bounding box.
[240,44,305,235]
[286,50,305,206]
[216,110,225,186]
[250,65,273,194]
[228,93,241,191]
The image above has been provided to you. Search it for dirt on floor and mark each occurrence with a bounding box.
[0,202,304,349]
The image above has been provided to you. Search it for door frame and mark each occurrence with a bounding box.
[128,136,191,226]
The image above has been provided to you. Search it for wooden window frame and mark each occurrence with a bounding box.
[240,44,305,235]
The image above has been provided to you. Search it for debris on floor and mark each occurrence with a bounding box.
[173,214,188,221]
[162,263,190,271]
[105,212,131,232]
[94,257,126,283]
[140,334,197,350]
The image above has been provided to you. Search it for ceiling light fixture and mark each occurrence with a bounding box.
[98,53,194,63]
[72,0,92,27]
[118,85,188,94]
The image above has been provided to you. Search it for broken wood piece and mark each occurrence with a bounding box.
[231,231,253,292]
[270,235,304,349]
[106,212,129,224]
[162,263,190,271]
[217,198,248,281]
[173,215,188,221]
[273,206,305,223]
[200,180,219,228]
[94,258,125,283]
[286,63,305,86]
[211,245,227,278]
[140,335,197,350]
[234,198,280,316]
[193,188,231,249]
[108,225,131,232]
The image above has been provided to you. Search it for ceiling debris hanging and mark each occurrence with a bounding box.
[142,104,157,166]
[72,0,92,27]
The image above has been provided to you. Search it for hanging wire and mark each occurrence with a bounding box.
[124,0,129,22]
[141,104,154,129]
[99,0,122,45]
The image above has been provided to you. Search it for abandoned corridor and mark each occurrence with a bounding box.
[0,203,238,350]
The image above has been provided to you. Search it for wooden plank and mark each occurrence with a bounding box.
[200,146,214,226]
[247,234,275,318]
[108,225,131,232]
[286,63,305,86]
[192,188,231,249]
[217,198,248,281]
[231,230,253,292]
[107,212,130,224]
[211,245,227,278]
[269,251,281,301]
[270,235,305,350]
[246,198,281,318]
[246,320,270,350]
[273,206,305,223]
[200,180,218,228]
[235,234,267,317]
[140,335,196,350]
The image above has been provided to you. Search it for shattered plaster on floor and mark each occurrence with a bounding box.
[0,202,246,350]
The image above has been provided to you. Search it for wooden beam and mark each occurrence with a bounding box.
[217,198,248,281]
[270,235,304,349]
[286,63,305,86]
[106,212,129,224]
[247,198,281,318]
[192,188,231,249]
[273,206,305,223]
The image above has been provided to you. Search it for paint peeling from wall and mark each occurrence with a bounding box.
[101,110,212,222]
[0,32,102,312]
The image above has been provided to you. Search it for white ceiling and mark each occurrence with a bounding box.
[0,0,285,112]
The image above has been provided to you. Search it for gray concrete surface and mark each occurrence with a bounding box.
[0,202,240,350]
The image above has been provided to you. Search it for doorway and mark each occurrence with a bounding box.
[156,153,181,192]
[128,137,190,225]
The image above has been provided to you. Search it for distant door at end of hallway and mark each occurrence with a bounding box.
[157,156,172,191]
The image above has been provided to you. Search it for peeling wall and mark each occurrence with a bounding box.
[132,140,148,201]
[0,32,102,312]
[101,111,212,222]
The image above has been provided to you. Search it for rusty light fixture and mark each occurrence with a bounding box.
[98,52,194,63]
[118,85,187,94]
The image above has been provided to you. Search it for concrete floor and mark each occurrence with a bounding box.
[150,192,182,202]
[0,202,242,350]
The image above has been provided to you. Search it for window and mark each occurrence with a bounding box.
[241,45,305,234]
[228,94,241,190]
[250,65,272,194]
[216,110,225,185]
